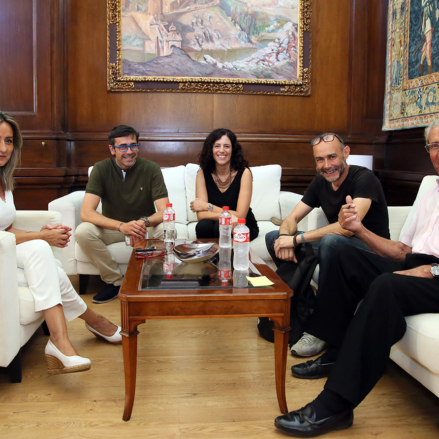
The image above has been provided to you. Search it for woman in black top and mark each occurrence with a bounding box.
[190,128,259,241]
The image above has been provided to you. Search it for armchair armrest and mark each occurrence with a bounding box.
[279,191,309,231]
[0,232,20,367]
[388,205,412,241]
[48,191,86,274]
[13,211,63,266]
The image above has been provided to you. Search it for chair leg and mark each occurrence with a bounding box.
[79,274,90,295]
[7,350,22,383]
[42,320,50,336]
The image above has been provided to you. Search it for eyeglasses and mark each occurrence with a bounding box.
[311,133,345,147]
[425,143,439,153]
[113,143,139,152]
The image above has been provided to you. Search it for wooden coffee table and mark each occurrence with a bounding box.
[119,239,292,421]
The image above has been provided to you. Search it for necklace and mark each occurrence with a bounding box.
[214,169,232,190]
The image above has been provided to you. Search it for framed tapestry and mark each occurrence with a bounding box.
[384,0,439,130]
[107,0,311,95]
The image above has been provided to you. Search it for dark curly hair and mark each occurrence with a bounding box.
[198,128,248,172]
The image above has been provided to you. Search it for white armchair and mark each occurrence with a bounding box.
[0,210,62,382]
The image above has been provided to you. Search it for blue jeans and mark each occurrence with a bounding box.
[265,230,370,290]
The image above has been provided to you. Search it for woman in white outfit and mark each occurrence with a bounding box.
[0,111,122,374]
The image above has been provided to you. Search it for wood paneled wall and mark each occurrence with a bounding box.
[0,0,434,210]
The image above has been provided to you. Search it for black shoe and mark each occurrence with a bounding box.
[291,356,334,379]
[92,284,120,304]
[274,403,353,437]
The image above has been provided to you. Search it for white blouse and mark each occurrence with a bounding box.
[0,191,16,231]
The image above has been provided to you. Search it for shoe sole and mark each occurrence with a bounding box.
[291,368,332,380]
[274,412,353,437]
[92,295,119,304]
[291,349,325,358]
[45,355,91,375]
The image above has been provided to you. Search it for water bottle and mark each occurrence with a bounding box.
[163,203,176,253]
[219,206,232,248]
[218,247,232,286]
[233,218,250,270]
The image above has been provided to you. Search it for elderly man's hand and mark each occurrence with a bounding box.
[339,195,363,233]
[274,235,298,263]
[394,265,433,279]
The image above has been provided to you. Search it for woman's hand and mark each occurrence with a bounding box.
[190,198,208,212]
[39,225,72,248]
[231,214,239,230]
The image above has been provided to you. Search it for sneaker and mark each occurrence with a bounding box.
[92,284,120,304]
[290,332,327,357]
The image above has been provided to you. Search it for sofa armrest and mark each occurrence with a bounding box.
[0,232,21,367]
[388,205,412,241]
[279,191,309,231]
[48,191,86,274]
[306,207,328,231]
[13,210,63,265]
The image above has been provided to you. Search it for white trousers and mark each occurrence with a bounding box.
[16,240,87,322]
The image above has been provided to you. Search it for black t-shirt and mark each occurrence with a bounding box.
[301,165,390,239]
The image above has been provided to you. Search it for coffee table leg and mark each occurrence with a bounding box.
[273,322,290,414]
[122,327,139,421]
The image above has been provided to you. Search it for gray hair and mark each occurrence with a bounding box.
[424,118,439,143]
[0,111,22,191]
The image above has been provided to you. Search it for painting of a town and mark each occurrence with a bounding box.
[108,0,311,94]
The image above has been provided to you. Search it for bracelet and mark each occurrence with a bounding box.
[300,231,305,245]
[279,233,289,237]
[118,222,123,232]
[293,233,298,247]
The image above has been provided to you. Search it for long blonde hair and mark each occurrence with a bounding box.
[0,111,22,191]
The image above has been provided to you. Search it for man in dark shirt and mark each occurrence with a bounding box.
[265,132,389,357]
[76,125,169,304]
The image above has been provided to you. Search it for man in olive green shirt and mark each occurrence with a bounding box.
[76,125,169,303]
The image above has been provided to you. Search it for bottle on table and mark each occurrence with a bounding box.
[219,206,232,248]
[233,218,250,270]
[233,269,248,288]
[163,203,176,253]
[163,253,175,280]
[218,247,232,286]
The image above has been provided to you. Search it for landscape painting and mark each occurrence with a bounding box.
[107,0,311,95]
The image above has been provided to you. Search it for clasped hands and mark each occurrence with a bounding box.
[119,219,148,247]
[190,198,239,227]
[40,224,72,248]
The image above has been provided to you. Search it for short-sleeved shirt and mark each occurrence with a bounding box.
[301,165,390,239]
[85,157,168,223]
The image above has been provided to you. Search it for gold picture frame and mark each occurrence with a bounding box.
[107,0,311,95]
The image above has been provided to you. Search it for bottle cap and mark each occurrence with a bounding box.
[166,203,172,207]
[238,218,246,224]
[222,206,229,210]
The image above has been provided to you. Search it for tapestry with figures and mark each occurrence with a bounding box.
[384,0,439,130]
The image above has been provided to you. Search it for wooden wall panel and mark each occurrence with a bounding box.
[5,0,432,209]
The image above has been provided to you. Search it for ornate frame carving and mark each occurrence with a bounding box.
[108,0,311,95]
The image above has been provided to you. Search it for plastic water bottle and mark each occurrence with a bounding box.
[163,203,176,253]
[218,248,232,286]
[163,253,175,280]
[233,269,249,288]
[233,218,250,270]
[219,206,232,248]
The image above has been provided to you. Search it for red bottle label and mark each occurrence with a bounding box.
[219,269,232,279]
[219,217,232,226]
[163,213,175,221]
[233,232,249,243]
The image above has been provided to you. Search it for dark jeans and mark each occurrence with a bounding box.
[307,245,439,407]
[265,230,370,288]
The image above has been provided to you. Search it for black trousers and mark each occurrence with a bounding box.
[306,245,439,408]
[196,218,259,241]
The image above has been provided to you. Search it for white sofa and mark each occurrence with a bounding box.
[0,210,62,382]
[48,164,307,284]
[311,175,439,399]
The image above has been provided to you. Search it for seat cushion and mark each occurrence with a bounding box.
[161,165,188,225]
[393,314,439,375]
[75,241,133,265]
[250,221,279,261]
[249,165,281,221]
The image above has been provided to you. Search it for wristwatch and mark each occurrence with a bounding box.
[140,216,150,227]
[431,263,439,279]
[206,203,213,212]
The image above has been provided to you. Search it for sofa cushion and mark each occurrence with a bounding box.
[249,165,281,221]
[185,163,200,223]
[250,221,279,261]
[161,165,188,224]
[393,314,439,375]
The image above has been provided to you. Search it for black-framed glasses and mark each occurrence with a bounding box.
[311,133,345,147]
[425,143,439,153]
[113,143,139,152]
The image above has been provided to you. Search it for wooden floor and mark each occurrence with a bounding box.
[1,275,439,438]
